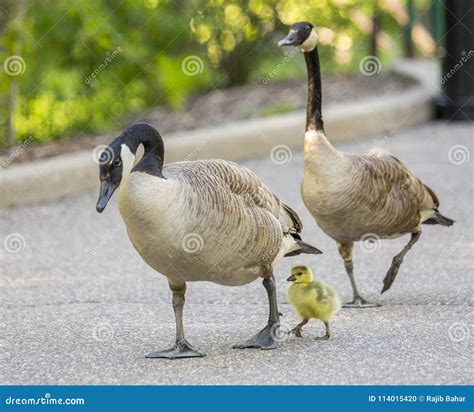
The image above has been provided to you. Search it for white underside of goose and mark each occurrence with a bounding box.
[272,234,300,266]
[420,209,437,223]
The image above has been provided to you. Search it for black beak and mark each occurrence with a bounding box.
[278,33,298,47]
[96,179,118,213]
[287,275,296,282]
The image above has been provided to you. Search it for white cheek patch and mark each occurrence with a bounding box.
[300,28,319,52]
[120,143,136,175]
[134,143,144,166]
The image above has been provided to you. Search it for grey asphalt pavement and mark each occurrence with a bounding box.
[1,121,473,385]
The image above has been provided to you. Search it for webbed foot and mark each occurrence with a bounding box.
[146,339,205,359]
[291,326,303,338]
[232,323,282,350]
[342,296,381,308]
[315,334,330,340]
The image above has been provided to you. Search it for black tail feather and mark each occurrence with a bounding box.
[285,240,323,257]
[423,211,454,227]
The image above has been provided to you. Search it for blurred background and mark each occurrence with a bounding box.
[1,0,473,385]
[0,0,443,155]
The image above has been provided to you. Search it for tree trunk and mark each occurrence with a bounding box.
[3,0,26,148]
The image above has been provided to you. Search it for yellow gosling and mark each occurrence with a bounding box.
[287,265,341,339]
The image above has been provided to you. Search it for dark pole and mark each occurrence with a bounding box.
[403,0,415,58]
[436,0,474,121]
[430,0,444,51]
[370,1,380,57]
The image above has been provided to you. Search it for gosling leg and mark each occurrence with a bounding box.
[233,275,280,350]
[291,319,308,338]
[315,321,331,340]
[146,281,205,359]
[338,242,380,308]
[382,231,421,293]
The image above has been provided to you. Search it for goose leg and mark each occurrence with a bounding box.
[382,231,421,294]
[146,281,205,359]
[233,275,280,350]
[315,321,331,340]
[291,319,308,337]
[338,242,380,308]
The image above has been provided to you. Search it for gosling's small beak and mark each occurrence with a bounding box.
[96,179,117,213]
[287,274,296,282]
[278,33,298,47]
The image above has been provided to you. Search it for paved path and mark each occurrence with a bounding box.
[1,121,473,385]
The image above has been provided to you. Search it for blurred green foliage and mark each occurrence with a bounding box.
[0,0,417,146]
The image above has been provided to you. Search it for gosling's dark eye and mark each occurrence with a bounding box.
[113,158,122,167]
[296,272,302,276]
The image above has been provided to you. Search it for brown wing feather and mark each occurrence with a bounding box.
[200,160,302,235]
[167,159,295,232]
[345,152,437,235]
[281,203,303,233]
[163,159,288,270]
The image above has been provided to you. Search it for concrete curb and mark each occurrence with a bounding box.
[0,59,439,209]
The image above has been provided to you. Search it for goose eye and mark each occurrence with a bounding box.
[113,158,122,167]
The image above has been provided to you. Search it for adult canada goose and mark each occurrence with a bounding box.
[279,22,454,307]
[96,122,322,358]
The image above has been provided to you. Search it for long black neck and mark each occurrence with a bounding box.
[134,140,165,178]
[124,123,165,178]
[304,46,324,133]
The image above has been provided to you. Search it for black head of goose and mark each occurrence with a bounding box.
[96,122,323,358]
[279,23,454,308]
[96,122,164,212]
